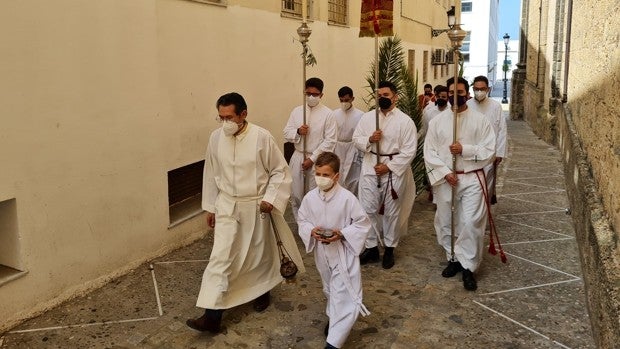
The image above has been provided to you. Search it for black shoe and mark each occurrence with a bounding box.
[382,247,395,269]
[359,247,380,265]
[462,269,477,291]
[324,322,329,336]
[441,261,463,278]
[325,343,338,349]
[253,291,271,312]
[186,309,223,333]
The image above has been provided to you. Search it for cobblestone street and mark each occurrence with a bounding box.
[0,108,595,348]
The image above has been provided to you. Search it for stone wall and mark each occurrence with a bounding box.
[557,104,620,349]
[519,0,620,346]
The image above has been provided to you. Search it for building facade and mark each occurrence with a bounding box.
[0,0,455,332]
[512,0,620,346]
[460,0,500,83]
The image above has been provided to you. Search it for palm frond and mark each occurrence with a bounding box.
[363,35,427,195]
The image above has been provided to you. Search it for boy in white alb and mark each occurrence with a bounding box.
[297,152,371,349]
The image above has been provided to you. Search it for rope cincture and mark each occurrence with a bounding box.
[474,170,507,263]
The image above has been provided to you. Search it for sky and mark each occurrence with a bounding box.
[498,0,521,40]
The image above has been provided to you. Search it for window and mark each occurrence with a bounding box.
[328,0,348,25]
[282,0,311,19]
[407,49,416,79]
[461,31,471,63]
[0,198,26,287]
[461,2,472,12]
[423,50,429,82]
[168,161,205,227]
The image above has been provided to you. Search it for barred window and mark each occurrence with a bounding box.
[328,0,348,25]
[282,0,310,19]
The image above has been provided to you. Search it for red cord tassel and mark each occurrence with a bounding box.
[488,233,497,255]
[500,250,507,263]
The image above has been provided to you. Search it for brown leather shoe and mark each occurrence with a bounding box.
[186,309,222,333]
[253,291,271,312]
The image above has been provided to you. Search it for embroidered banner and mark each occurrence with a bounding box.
[359,0,394,37]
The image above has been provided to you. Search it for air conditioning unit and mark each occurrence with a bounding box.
[432,49,446,65]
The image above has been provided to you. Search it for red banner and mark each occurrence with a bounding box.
[359,0,394,37]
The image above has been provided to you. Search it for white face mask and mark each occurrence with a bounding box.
[474,90,487,101]
[306,95,320,108]
[341,102,352,111]
[315,175,335,191]
[222,120,240,136]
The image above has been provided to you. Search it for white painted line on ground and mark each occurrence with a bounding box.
[502,189,565,196]
[504,252,580,279]
[8,317,159,334]
[153,259,209,264]
[505,168,561,175]
[501,237,574,246]
[479,278,581,296]
[504,180,563,191]
[498,209,566,217]
[149,264,163,316]
[473,301,572,349]
[499,196,566,210]
[496,217,573,237]
[507,175,563,180]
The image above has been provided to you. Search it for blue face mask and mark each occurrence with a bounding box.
[448,95,468,107]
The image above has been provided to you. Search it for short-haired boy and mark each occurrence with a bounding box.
[297,152,372,349]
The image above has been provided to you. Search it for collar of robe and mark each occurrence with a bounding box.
[318,183,340,202]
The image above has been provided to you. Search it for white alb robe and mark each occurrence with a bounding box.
[333,106,364,195]
[467,97,507,195]
[283,103,337,220]
[423,108,495,272]
[352,107,417,248]
[298,184,371,349]
[197,123,305,309]
[417,104,448,141]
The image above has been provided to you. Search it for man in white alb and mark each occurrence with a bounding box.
[284,77,338,220]
[424,77,496,291]
[353,81,417,269]
[332,86,364,195]
[186,92,304,332]
[467,75,507,204]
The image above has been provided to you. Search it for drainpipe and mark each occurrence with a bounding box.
[562,0,573,103]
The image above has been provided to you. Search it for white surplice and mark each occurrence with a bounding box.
[333,106,364,195]
[298,184,371,349]
[467,97,507,195]
[283,103,337,220]
[423,108,495,271]
[197,122,305,310]
[352,107,417,248]
[417,104,448,142]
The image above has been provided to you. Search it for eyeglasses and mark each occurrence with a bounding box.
[215,116,235,123]
[305,92,321,97]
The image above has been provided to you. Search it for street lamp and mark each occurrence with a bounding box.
[502,33,510,104]
[431,6,456,37]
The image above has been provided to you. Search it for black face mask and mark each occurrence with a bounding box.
[425,92,433,96]
[378,97,392,110]
[448,95,468,107]
[435,99,448,107]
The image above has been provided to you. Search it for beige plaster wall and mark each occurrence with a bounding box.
[0,0,451,330]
